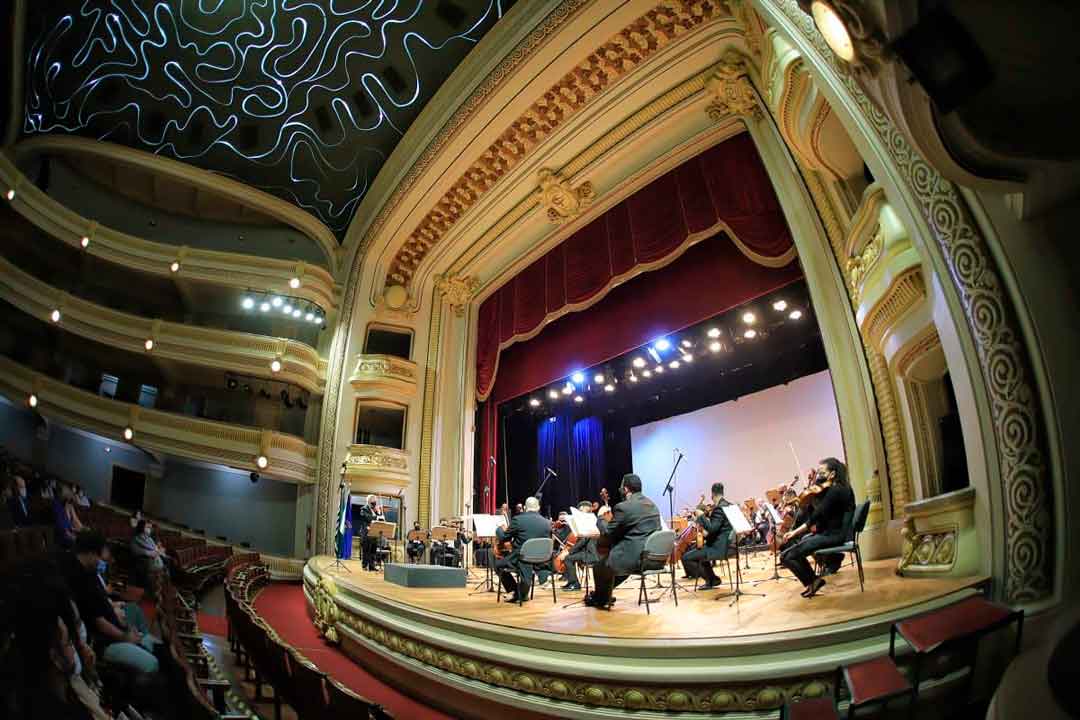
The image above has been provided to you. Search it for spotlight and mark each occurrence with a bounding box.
[789,309,803,320]
[654,339,671,351]
[682,353,693,362]
[772,300,788,312]
[742,312,756,324]
[744,329,757,339]
[144,339,154,351]
[259,302,271,312]
[655,365,664,374]
[707,327,721,338]
[562,384,573,395]
[574,395,584,404]
[709,341,722,353]
[28,393,38,408]
[50,309,61,323]
[642,370,652,378]
[80,236,90,249]
[669,360,680,369]
[123,426,134,441]
[4,189,13,201]
[289,277,301,289]
[528,398,541,408]
[548,389,559,400]
[680,340,692,348]
[632,357,646,369]
[249,472,260,483]
[170,261,180,273]
[271,296,283,308]
[604,384,614,393]
[282,304,293,314]
[292,309,302,318]
[270,359,282,373]
[255,455,269,469]
[241,296,255,310]
[305,312,315,322]
[313,315,323,325]
[571,371,585,384]
[810,1,855,62]
[590,373,602,384]
[629,374,638,383]
[104,447,111,454]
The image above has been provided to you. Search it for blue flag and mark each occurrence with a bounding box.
[335,488,354,559]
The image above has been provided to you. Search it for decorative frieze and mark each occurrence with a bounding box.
[535,168,596,224]
[343,443,410,493]
[859,266,926,348]
[348,354,418,399]
[897,487,977,577]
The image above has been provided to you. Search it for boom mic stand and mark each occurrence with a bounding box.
[658,450,692,600]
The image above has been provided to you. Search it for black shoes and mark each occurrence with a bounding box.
[583,593,616,610]
[803,577,827,598]
[698,580,721,590]
[562,583,581,591]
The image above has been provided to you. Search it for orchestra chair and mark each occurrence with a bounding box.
[497,537,556,606]
[813,500,870,592]
[634,530,677,615]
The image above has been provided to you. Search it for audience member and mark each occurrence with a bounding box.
[54,484,77,548]
[14,588,94,719]
[131,520,167,598]
[8,474,33,527]
[74,485,91,508]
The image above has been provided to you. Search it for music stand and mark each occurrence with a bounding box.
[715,506,765,606]
[406,529,428,564]
[430,525,457,567]
[368,521,395,571]
[754,502,797,584]
[468,514,504,595]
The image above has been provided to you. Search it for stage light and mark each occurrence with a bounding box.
[682,353,693,362]
[654,339,671,351]
[810,1,855,62]
[655,365,664,374]
[707,327,721,338]
[562,384,573,395]
[144,339,154,351]
[170,261,180,273]
[680,340,692,348]
[604,383,614,392]
[4,189,13,201]
[282,304,293,314]
[123,426,134,441]
[574,395,584,404]
[289,277,301,289]
[632,357,646,368]
[571,371,585,384]
[50,309,61,323]
[305,312,315,322]
[594,373,604,384]
[742,311,756,324]
[241,296,255,310]
[772,299,788,312]
[629,374,638,383]
[647,347,662,364]
[744,328,757,339]
[28,393,38,408]
[548,389,559,399]
[709,341,722,353]
[642,370,652,378]
[313,315,323,325]
[271,296,283,308]
[104,447,111,453]
[80,235,90,248]
[669,360,680,369]
[789,309,803,320]
[292,309,302,318]
[255,455,269,469]
[270,359,282,373]
[529,398,540,407]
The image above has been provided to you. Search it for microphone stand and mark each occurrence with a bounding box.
[534,468,555,504]
[658,451,690,599]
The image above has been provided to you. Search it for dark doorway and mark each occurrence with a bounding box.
[110,466,145,511]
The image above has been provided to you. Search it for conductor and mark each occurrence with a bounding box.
[584,474,662,610]
[495,496,551,602]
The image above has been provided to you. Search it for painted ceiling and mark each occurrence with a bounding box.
[22,0,516,238]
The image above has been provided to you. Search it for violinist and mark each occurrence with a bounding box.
[559,502,599,591]
[406,521,428,563]
[680,482,732,590]
[553,511,572,545]
[779,458,855,598]
[357,494,379,571]
[495,496,551,603]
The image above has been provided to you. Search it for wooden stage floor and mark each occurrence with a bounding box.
[314,551,985,642]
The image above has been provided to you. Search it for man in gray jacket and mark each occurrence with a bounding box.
[585,474,662,609]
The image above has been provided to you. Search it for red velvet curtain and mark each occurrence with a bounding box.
[475,132,792,401]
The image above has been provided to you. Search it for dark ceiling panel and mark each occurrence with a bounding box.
[22,1,513,238]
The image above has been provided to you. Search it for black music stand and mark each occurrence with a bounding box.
[714,507,764,606]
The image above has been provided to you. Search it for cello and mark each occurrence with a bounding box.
[672,494,707,564]
[554,488,609,572]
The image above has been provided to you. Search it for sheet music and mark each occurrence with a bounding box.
[469,514,506,538]
[722,504,754,534]
[764,502,783,524]
[568,507,601,537]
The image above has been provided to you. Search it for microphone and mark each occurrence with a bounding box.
[545,467,558,478]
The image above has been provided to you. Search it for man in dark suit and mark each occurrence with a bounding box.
[680,482,733,589]
[560,501,599,591]
[8,475,33,527]
[495,496,551,602]
[356,495,379,570]
[585,474,662,609]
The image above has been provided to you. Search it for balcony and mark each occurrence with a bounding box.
[348,353,419,400]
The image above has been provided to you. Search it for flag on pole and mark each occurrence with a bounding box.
[335,485,353,559]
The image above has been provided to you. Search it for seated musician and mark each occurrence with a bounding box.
[584,474,662,610]
[554,511,571,545]
[494,496,551,602]
[680,482,732,590]
[406,521,428,563]
[560,501,599,591]
[780,458,855,598]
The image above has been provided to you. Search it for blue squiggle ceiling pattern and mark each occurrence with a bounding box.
[23,0,512,238]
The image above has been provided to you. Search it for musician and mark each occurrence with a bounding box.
[495,496,551,602]
[754,500,771,545]
[554,511,572,545]
[680,483,732,590]
[585,474,662,610]
[560,501,599,591]
[406,521,427,563]
[356,495,379,571]
[780,458,855,598]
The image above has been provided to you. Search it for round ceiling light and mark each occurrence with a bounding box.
[811,1,856,62]
[255,455,269,469]
[789,309,804,320]
[744,328,758,339]
[169,261,180,273]
[144,339,154,351]
[289,277,301,289]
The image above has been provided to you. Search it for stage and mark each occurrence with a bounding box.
[304,552,986,718]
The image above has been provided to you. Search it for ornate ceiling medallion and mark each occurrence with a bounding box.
[536,168,596,224]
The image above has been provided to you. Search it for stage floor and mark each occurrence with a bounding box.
[312,550,986,643]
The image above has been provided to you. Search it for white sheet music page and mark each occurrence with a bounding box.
[722,504,754,534]
[471,514,505,538]
[764,502,783,524]
[568,507,601,537]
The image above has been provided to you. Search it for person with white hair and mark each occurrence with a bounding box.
[494,496,551,602]
[356,494,379,570]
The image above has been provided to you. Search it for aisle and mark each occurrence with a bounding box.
[253,583,452,720]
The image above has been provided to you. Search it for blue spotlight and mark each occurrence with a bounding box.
[571,371,585,384]
[647,347,662,364]
[654,339,671,351]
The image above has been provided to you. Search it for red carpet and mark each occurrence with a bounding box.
[253,583,451,720]
[197,612,228,637]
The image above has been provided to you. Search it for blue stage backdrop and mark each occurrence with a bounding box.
[535,415,606,515]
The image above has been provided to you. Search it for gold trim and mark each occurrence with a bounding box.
[894,327,943,380]
[860,267,926,348]
[417,292,443,528]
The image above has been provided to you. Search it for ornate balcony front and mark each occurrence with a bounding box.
[348,354,418,400]
[342,443,410,496]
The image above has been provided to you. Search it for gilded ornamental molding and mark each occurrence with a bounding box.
[535,168,596,224]
[897,487,978,578]
[0,356,317,483]
[348,354,418,399]
[434,274,480,317]
[343,444,410,493]
[0,256,325,394]
[858,266,926,349]
[0,155,337,312]
[705,50,763,121]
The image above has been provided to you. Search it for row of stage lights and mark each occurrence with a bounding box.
[240,291,326,327]
[526,298,805,408]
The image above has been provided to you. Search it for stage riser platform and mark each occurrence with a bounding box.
[384,563,466,588]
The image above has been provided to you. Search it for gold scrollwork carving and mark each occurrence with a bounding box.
[705,50,762,121]
[535,168,595,224]
[846,226,884,297]
[346,447,408,471]
[434,274,480,317]
[897,518,957,573]
[310,577,340,644]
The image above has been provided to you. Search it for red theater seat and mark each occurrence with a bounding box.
[783,696,839,720]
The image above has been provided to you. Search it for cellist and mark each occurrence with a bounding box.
[680,482,732,590]
[558,501,599,591]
